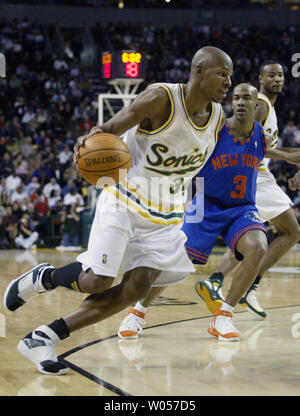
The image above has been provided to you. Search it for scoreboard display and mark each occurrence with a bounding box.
[102,50,146,80]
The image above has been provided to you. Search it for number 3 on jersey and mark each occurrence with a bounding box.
[230,175,247,199]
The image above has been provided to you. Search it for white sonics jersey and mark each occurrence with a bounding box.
[258,92,278,170]
[104,82,223,227]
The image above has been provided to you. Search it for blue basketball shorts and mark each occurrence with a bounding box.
[182,197,266,264]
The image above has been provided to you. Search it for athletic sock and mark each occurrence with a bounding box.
[252,275,262,287]
[134,301,147,314]
[48,318,70,340]
[41,267,57,290]
[51,262,83,292]
[220,302,234,313]
[209,272,224,284]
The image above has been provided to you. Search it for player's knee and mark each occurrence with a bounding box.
[244,235,267,260]
[251,238,267,260]
[288,225,300,244]
[120,267,159,302]
[83,270,114,293]
[256,239,268,259]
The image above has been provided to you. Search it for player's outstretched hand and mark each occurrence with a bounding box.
[288,171,300,191]
[285,151,300,166]
[73,126,103,165]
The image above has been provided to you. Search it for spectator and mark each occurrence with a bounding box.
[33,188,50,216]
[53,56,69,72]
[63,187,84,206]
[20,136,36,159]
[6,138,20,157]
[26,176,40,196]
[11,185,28,205]
[0,189,11,207]
[21,107,36,124]
[14,212,39,250]
[5,171,22,196]
[48,189,62,210]
[12,201,24,219]
[62,178,78,197]
[26,201,48,242]
[0,152,14,177]
[56,203,82,251]
[2,205,18,229]
[58,145,73,166]
[43,177,61,199]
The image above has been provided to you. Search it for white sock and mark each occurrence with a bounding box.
[221,302,234,313]
[134,301,147,314]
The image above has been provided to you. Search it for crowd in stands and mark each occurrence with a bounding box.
[0,17,96,249]
[1,15,300,250]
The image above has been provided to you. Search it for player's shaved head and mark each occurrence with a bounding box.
[233,83,258,99]
[187,46,232,103]
[191,46,232,73]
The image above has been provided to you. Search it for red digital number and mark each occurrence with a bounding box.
[125,62,139,78]
[103,62,111,79]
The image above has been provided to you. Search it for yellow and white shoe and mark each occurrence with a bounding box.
[208,310,240,342]
[239,286,267,319]
[195,278,225,314]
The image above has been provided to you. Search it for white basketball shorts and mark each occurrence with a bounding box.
[256,169,293,222]
[77,189,195,287]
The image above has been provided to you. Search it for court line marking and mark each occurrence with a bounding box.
[58,303,300,396]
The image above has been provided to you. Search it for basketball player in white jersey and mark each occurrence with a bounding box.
[3,46,232,375]
[117,78,300,341]
[195,61,300,319]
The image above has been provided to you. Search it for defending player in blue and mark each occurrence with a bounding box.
[183,83,269,341]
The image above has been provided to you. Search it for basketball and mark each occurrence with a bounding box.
[77,132,131,186]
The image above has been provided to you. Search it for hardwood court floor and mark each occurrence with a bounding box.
[0,248,300,396]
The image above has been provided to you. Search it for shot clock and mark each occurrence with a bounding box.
[102,51,146,80]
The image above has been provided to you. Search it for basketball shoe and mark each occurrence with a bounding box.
[208,310,240,342]
[195,278,225,314]
[3,263,54,311]
[118,308,146,339]
[17,325,68,375]
[239,284,267,319]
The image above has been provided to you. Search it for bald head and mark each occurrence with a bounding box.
[191,46,232,73]
[232,83,258,122]
[187,46,232,103]
[233,83,258,99]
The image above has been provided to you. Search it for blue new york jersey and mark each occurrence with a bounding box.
[196,120,266,207]
[183,120,267,264]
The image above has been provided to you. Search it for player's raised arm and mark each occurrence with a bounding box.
[100,87,171,137]
[73,87,171,161]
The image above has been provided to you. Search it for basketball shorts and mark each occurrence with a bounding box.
[256,169,293,222]
[182,197,266,264]
[77,188,195,287]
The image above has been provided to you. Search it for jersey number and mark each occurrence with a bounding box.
[230,175,247,199]
[170,177,185,195]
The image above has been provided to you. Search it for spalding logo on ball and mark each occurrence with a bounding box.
[77,132,131,186]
